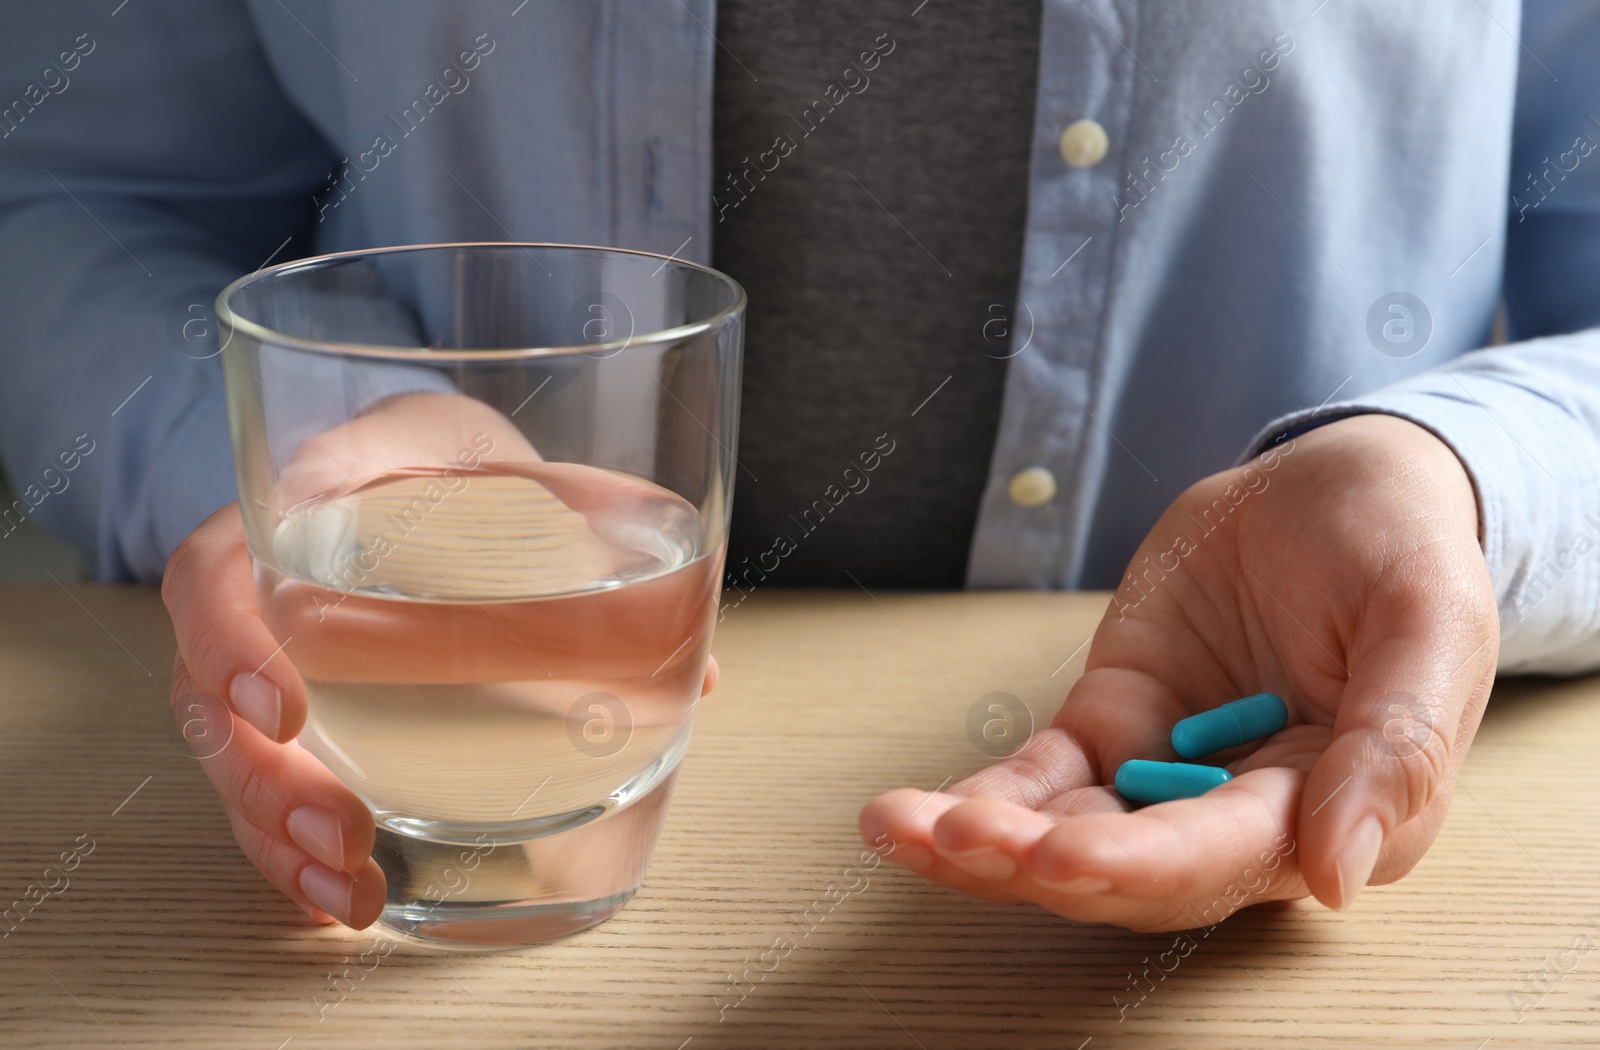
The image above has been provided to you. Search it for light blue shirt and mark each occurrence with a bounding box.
[0,1,1597,674]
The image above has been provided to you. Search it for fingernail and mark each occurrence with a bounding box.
[229,673,281,739]
[891,843,934,873]
[287,806,346,872]
[1334,815,1384,910]
[299,863,353,924]
[941,846,1018,881]
[1039,875,1113,895]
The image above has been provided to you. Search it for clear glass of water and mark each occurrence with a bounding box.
[215,243,744,949]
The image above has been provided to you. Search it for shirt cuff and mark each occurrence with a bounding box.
[1238,339,1600,675]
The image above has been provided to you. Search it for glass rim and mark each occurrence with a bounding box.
[214,240,746,362]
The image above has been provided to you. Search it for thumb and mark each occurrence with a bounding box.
[1297,605,1496,910]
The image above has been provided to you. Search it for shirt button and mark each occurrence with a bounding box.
[1058,119,1108,168]
[1008,467,1057,508]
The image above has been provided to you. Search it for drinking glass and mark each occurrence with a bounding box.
[215,243,744,948]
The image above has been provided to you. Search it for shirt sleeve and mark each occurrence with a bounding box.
[0,1,335,581]
[1241,1,1600,676]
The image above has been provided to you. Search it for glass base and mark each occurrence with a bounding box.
[370,767,678,950]
[377,890,636,950]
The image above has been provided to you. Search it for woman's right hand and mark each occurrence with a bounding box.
[165,502,387,927]
[162,393,719,928]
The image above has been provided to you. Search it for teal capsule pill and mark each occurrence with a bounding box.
[1171,692,1288,759]
[1114,760,1232,804]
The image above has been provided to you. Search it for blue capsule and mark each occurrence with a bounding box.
[1171,692,1288,759]
[1114,760,1232,804]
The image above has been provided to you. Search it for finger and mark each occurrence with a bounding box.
[951,668,1186,808]
[867,667,1184,898]
[1028,766,1306,903]
[162,504,306,742]
[702,656,719,696]
[175,658,374,875]
[858,789,1026,903]
[222,804,386,929]
[273,391,537,511]
[1297,594,1496,910]
[930,795,1059,881]
[930,786,1129,878]
[883,769,1310,924]
[948,729,1097,807]
[860,787,963,870]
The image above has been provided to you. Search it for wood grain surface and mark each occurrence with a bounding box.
[1,584,1598,1049]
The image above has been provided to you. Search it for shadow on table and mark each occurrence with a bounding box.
[661,879,1320,1050]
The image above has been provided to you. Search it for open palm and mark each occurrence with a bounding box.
[860,415,1498,931]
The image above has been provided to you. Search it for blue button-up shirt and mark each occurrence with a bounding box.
[1,1,1597,674]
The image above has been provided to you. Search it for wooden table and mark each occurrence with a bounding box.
[2,585,1598,1049]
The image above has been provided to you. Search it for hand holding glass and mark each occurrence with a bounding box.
[215,244,744,947]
